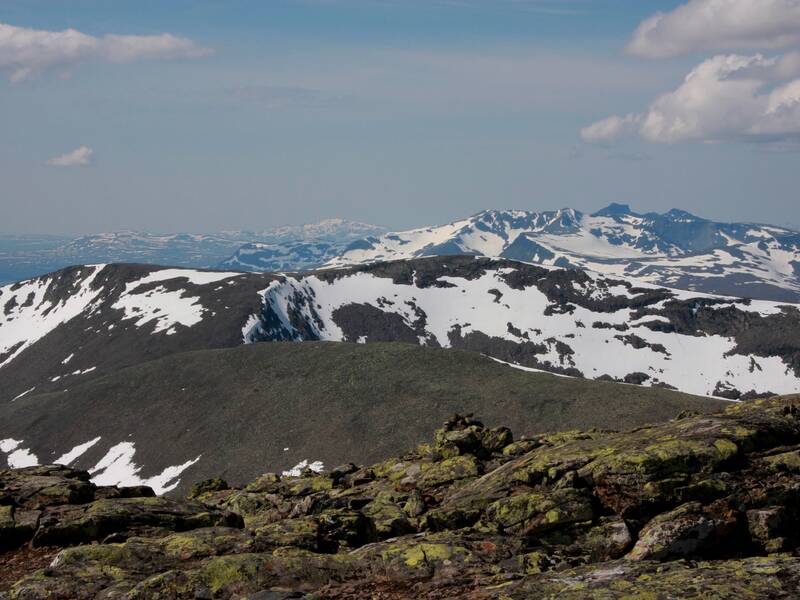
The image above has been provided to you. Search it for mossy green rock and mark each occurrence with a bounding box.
[32,496,243,547]
[187,478,229,500]
[418,455,480,488]
[361,497,416,539]
[480,555,800,599]
[627,502,727,561]
[4,396,800,599]
[485,488,595,536]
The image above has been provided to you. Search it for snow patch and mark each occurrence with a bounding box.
[0,439,39,468]
[109,269,241,335]
[55,437,102,466]
[126,269,242,289]
[12,387,36,401]
[282,459,325,477]
[0,439,21,453]
[88,441,201,495]
[112,285,207,334]
[88,442,201,495]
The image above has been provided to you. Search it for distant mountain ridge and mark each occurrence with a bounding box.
[3,207,799,302]
[217,219,385,273]
[0,220,386,284]
[325,205,800,303]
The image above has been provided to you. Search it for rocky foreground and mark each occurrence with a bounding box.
[2,397,800,599]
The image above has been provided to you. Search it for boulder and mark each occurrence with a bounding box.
[32,497,243,547]
[484,488,595,537]
[627,502,727,561]
[747,507,789,552]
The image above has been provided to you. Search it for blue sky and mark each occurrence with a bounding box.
[1,0,798,233]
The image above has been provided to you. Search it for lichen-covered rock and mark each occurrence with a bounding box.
[188,478,230,500]
[626,502,728,561]
[747,507,789,552]
[481,426,514,453]
[764,447,800,473]
[570,516,633,561]
[502,438,540,457]
[0,465,94,510]
[418,455,480,489]
[252,516,320,552]
[484,488,595,537]
[3,397,800,599]
[361,496,415,539]
[125,550,357,599]
[0,468,231,553]
[32,496,243,547]
[478,555,800,599]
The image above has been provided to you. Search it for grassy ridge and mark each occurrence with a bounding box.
[0,342,728,495]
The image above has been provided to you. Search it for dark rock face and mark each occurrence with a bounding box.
[0,465,240,554]
[4,396,800,598]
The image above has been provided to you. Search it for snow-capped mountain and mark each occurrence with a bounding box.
[1,257,798,494]
[0,264,277,403]
[326,205,800,303]
[248,256,800,399]
[2,258,798,403]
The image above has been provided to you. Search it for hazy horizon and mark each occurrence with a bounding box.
[2,202,800,238]
[2,0,800,235]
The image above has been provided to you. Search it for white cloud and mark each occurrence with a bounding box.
[47,146,94,167]
[629,0,800,59]
[0,22,212,82]
[582,53,800,145]
[580,114,642,144]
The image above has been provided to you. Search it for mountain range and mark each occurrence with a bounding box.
[1,256,798,493]
[0,220,385,285]
[323,205,800,303]
[4,206,799,304]
[2,205,800,498]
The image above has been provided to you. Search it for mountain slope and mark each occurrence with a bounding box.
[0,264,277,402]
[250,256,800,398]
[0,342,724,497]
[2,257,799,402]
[326,205,800,302]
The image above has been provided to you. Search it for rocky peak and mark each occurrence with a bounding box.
[664,207,706,222]
[591,202,635,217]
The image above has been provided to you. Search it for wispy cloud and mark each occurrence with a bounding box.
[46,146,94,167]
[0,22,212,83]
